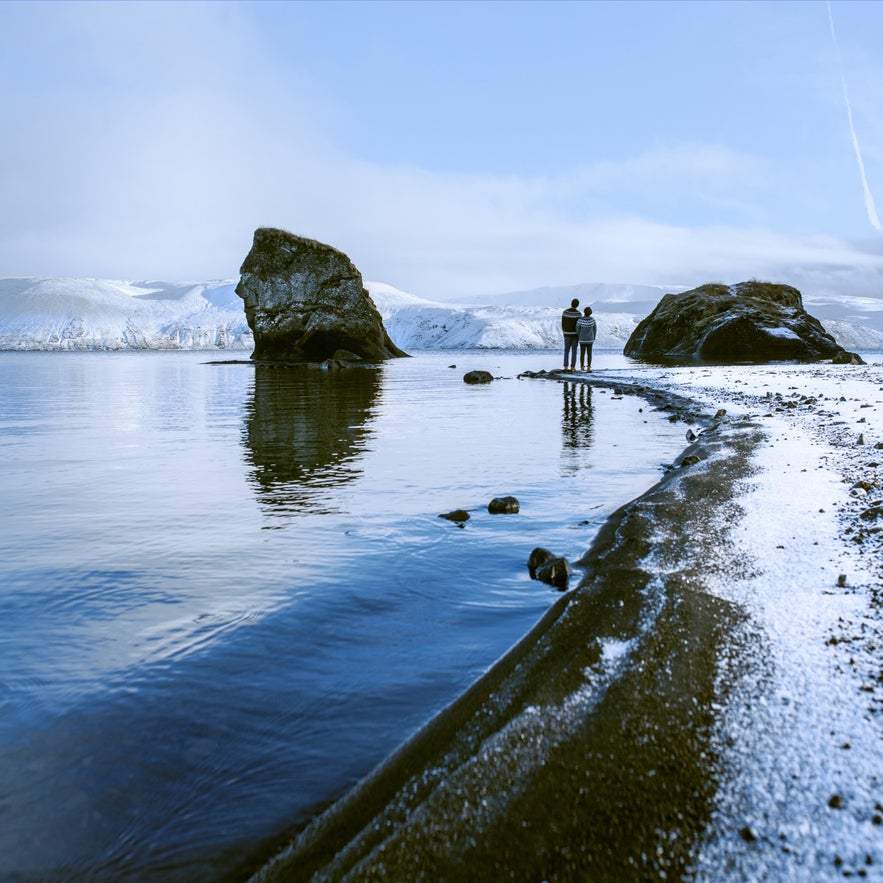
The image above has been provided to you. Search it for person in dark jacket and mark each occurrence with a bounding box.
[576,306,597,371]
[561,298,581,371]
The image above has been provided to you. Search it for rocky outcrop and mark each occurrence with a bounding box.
[236,228,408,363]
[624,281,858,365]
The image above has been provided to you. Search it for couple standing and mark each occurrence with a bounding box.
[561,298,596,372]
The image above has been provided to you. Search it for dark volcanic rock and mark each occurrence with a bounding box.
[534,556,572,591]
[463,370,494,384]
[488,495,519,514]
[527,547,555,578]
[236,228,408,363]
[439,509,470,523]
[624,281,855,365]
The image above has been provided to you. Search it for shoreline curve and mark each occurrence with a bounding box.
[243,375,762,882]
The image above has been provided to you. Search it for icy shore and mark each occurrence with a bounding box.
[250,361,882,882]
[600,360,883,880]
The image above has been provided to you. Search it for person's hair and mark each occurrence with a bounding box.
[570,298,579,308]
[584,306,592,315]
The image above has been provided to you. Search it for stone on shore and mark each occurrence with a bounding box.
[235,227,408,363]
[624,281,860,365]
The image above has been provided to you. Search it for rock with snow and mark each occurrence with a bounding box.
[624,281,855,365]
[235,228,408,363]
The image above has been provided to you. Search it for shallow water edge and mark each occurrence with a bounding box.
[246,377,762,882]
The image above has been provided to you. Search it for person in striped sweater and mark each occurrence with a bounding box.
[576,306,597,372]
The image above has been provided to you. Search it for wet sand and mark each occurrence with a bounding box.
[247,377,763,882]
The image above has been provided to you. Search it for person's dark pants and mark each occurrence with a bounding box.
[563,335,578,369]
[580,342,593,370]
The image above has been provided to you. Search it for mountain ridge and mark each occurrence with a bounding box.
[1,276,880,352]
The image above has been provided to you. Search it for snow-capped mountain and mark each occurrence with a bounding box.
[369,281,641,350]
[1,276,881,352]
[0,278,253,351]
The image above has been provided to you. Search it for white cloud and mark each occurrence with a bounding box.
[2,1,883,307]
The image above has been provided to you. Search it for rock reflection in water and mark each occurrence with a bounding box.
[243,365,381,518]
[561,380,594,466]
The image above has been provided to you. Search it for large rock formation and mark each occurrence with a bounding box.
[236,228,408,362]
[624,281,857,365]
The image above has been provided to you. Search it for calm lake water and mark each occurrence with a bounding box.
[0,349,687,881]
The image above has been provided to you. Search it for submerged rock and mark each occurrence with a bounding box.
[439,509,470,523]
[488,495,519,514]
[527,548,572,590]
[624,281,857,365]
[535,556,572,591]
[463,370,494,384]
[236,228,408,363]
[527,547,555,578]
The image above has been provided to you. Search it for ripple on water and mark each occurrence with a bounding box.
[0,350,687,881]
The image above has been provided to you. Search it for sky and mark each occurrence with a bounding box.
[2,0,883,301]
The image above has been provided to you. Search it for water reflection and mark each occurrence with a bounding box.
[242,365,381,518]
[562,381,595,468]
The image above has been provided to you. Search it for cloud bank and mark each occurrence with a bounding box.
[2,1,883,303]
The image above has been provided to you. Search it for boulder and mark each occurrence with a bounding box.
[624,281,858,365]
[464,370,494,384]
[236,228,408,363]
[527,547,573,590]
[439,509,470,523]
[527,547,555,578]
[488,495,519,514]
[534,556,572,591]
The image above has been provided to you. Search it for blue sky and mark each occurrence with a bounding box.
[2,0,883,301]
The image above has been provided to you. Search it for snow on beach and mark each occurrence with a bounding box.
[595,360,883,878]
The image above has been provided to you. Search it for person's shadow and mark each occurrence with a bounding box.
[562,381,595,468]
[242,365,381,521]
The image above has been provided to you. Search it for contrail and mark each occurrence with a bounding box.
[827,0,882,232]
